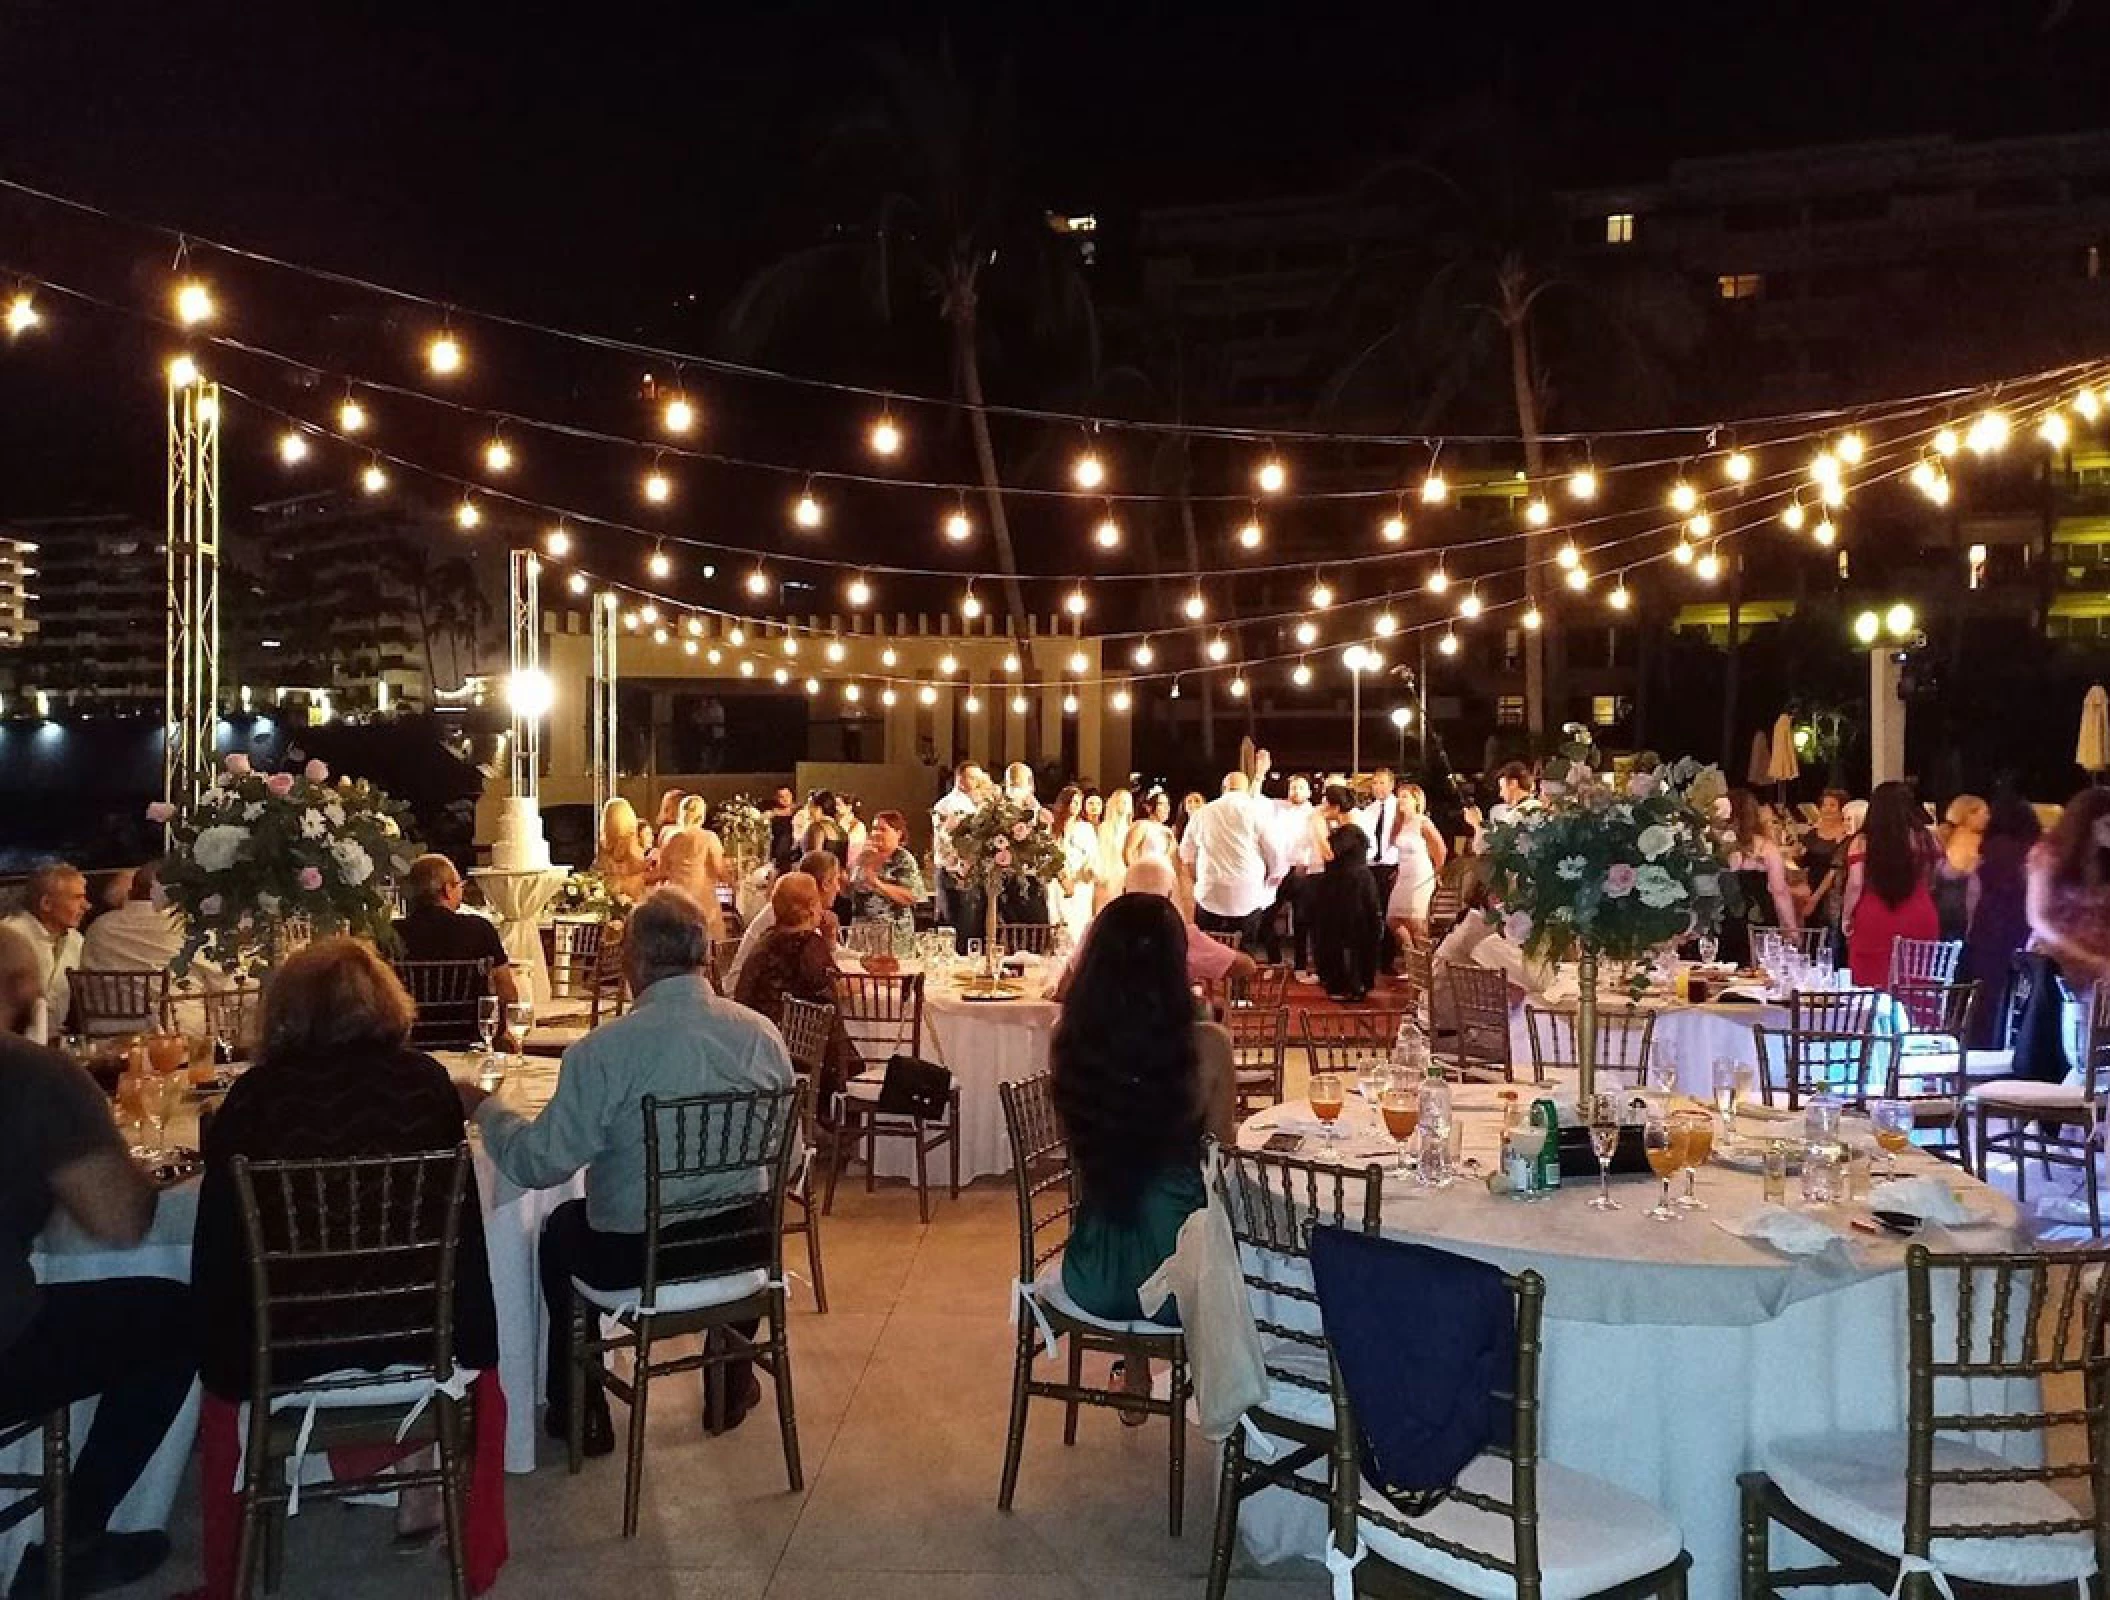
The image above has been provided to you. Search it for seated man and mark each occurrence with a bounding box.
[0,928,196,1596]
[392,853,520,1041]
[721,849,842,997]
[1054,856,1254,999]
[461,889,795,1454]
[1,862,88,1044]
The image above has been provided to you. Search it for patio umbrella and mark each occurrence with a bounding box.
[1767,714,1801,800]
[2079,685,2110,774]
[1747,730,1772,788]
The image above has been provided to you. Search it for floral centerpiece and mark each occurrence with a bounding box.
[154,754,420,976]
[1476,739,1733,1102]
[940,791,1067,988]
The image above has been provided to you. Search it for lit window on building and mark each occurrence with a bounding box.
[1717,273,1764,301]
[1496,695,1526,727]
[1605,213,1635,245]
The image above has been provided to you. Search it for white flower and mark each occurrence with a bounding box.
[299,808,328,840]
[1555,855,1587,881]
[191,824,251,873]
[329,838,375,886]
[1637,824,1674,861]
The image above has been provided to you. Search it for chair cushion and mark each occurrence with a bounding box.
[1031,1267,1182,1342]
[573,1268,770,1317]
[1967,1078,2090,1111]
[1357,1451,1684,1600]
[1764,1432,2097,1587]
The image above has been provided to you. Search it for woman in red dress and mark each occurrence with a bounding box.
[1842,781,1942,988]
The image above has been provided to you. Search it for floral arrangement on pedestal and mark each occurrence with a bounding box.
[710,793,772,871]
[154,754,420,975]
[940,791,1066,978]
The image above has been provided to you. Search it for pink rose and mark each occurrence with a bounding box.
[144,800,175,824]
[1010,822,1031,841]
[297,866,324,891]
[994,847,1013,868]
[199,893,223,916]
[303,759,329,783]
[224,753,251,775]
[266,773,296,797]
[1604,863,1638,898]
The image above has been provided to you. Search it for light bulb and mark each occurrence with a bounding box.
[826,639,847,663]
[1568,467,1598,500]
[1067,649,1088,674]
[1608,582,1631,611]
[1132,641,1155,667]
[1697,549,1724,580]
[663,396,696,434]
[945,509,973,543]
[1111,688,1131,712]
[1724,450,1753,483]
[1310,581,1335,609]
[1094,515,1122,549]
[1813,520,1837,548]
[1524,498,1551,527]
[1226,677,1246,700]
[847,576,872,607]
[1688,512,1714,538]
[919,685,939,707]
[1521,605,1543,631]
[644,470,672,504]
[278,430,310,465]
[1256,457,1287,494]
[484,438,513,474]
[938,653,958,675]
[794,490,823,529]
[1836,431,1866,465]
[1458,590,1483,620]
[1426,567,1450,595]
[880,647,897,668]
[174,280,214,326]
[961,590,983,620]
[1933,426,1961,458]
[869,415,902,456]
[1380,513,1408,543]
[338,399,368,434]
[881,688,897,708]
[1292,660,1313,686]
[1237,518,1263,551]
[1064,588,1087,617]
[567,573,588,595]
[1673,540,1695,567]
[648,548,671,579]
[5,292,40,336]
[455,500,481,530]
[1206,635,1230,662]
[1565,566,1589,592]
[1183,592,1206,621]
[1437,631,1460,657]
[1295,620,1318,647]
[1063,692,1081,714]
[1001,653,1020,674]
[1556,541,1580,570]
[2039,413,2072,449]
[362,463,389,494]
[1011,693,1030,716]
[427,334,463,376]
[1420,473,1448,506]
[745,569,770,598]
[1781,502,1808,531]
[1073,451,1105,489]
[1373,611,1398,638]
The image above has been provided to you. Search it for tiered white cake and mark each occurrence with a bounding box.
[491,796,553,872]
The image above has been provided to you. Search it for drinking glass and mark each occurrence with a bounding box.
[476,995,501,1056]
[1587,1093,1622,1212]
[1309,1074,1345,1146]
[1871,1098,1913,1178]
[1673,1109,1714,1209]
[1642,1115,1680,1222]
[1711,1061,1739,1147]
[505,999,534,1067]
[1379,1088,1420,1179]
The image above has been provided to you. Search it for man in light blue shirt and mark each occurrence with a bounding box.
[462,887,794,1451]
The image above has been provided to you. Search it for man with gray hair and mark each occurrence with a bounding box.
[462,887,795,1452]
[1,863,87,1043]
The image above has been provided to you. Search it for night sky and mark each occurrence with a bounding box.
[1,0,2107,520]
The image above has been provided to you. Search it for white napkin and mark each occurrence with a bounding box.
[1866,1176,1973,1226]
[1715,1206,1841,1258]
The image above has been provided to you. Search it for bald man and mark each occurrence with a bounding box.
[1178,770,1280,952]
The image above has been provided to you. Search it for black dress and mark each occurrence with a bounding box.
[1311,824,1383,1001]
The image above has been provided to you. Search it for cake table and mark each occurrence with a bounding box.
[470,867,568,1005]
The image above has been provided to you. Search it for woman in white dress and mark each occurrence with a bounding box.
[1384,782,1449,943]
[1093,788,1135,913]
[1051,785,1098,944]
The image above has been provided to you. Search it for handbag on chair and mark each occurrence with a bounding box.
[875,1054,952,1120]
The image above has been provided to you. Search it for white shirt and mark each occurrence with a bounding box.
[931,787,979,878]
[1269,800,1321,876]
[1179,793,1279,919]
[1358,793,1402,866]
[2,911,81,1037]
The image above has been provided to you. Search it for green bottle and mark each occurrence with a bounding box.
[1531,1098,1562,1191]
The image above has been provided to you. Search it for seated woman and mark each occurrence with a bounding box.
[732,872,859,1102]
[1051,892,1233,1419]
[191,938,499,1538]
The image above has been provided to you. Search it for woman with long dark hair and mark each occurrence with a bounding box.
[1052,893,1232,1413]
[1963,791,2041,1046]
[1843,781,1941,988]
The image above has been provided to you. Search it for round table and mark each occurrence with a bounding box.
[1233,1080,2027,1597]
[468,868,569,1007]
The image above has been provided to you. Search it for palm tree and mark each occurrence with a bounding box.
[725,41,1099,633]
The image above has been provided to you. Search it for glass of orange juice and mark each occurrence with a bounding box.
[1672,1110,1714,1210]
[1309,1073,1345,1146]
[1642,1115,1681,1222]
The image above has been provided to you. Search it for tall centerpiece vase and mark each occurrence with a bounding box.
[1575,949,1600,1110]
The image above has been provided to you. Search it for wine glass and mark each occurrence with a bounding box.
[476,995,500,1057]
[1309,1074,1345,1147]
[1871,1098,1913,1179]
[504,999,534,1067]
[1587,1094,1622,1212]
[1378,1088,1420,1179]
[1642,1114,1681,1222]
[1673,1109,1714,1210]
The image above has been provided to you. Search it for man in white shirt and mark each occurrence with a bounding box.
[2,863,87,1044]
[1179,770,1280,950]
[1265,773,1322,973]
[931,760,986,953]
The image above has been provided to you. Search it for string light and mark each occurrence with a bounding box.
[1255,456,1288,494]
[361,462,389,495]
[427,333,463,376]
[1292,659,1313,687]
[847,574,872,607]
[1555,541,1580,570]
[455,498,481,530]
[1425,567,1450,595]
[4,293,39,337]
[1457,589,1483,621]
[960,588,984,620]
[869,412,902,457]
[745,567,771,598]
[338,398,368,434]
[1836,431,1866,466]
[567,572,588,596]
[1237,516,1264,551]
[793,484,823,529]
[944,506,973,543]
[1294,620,1319,647]
[1380,510,1408,543]
[1781,501,1808,532]
[1072,448,1106,490]
[174,279,214,326]
[167,354,200,388]
[483,437,514,474]
[1309,579,1335,609]
[1568,467,1598,500]
[663,395,696,434]
[647,546,672,579]
[1063,587,1087,618]
[1521,605,1543,631]
[1669,481,1699,514]
[1132,639,1155,667]
[1206,635,1230,662]
[1420,472,1448,506]
[1724,450,1753,484]
[1933,426,1961,458]
[1523,498,1551,527]
[1183,591,1207,621]
[277,429,310,465]
[643,466,673,504]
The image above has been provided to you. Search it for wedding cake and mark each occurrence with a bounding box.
[490,796,554,872]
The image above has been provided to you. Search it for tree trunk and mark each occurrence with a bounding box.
[1501,261,1550,740]
[1720,551,1745,771]
[949,285,1029,643]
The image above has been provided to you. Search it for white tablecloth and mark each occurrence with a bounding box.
[469,868,569,1006]
[870,968,1059,1184]
[1234,1083,2027,1597]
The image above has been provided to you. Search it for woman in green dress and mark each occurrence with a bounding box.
[1052,892,1233,1417]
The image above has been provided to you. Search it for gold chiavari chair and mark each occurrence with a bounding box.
[1523,1003,1656,1088]
[996,1075,1192,1536]
[1740,1242,2110,1598]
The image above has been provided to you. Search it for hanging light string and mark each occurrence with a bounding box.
[0,168,2077,451]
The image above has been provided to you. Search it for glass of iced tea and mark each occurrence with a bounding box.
[1672,1109,1714,1210]
[1871,1099,1913,1178]
[1378,1088,1419,1178]
[1309,1074,1345,1146]
[1642,1114,1681,1222]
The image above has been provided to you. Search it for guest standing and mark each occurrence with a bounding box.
[1,862,87,1043]
[1934,793,1989,942]
[1842,781,1941,988]
[1962,792,2041,1046]
[1178,768,1280,950]
[1310,799,1383,1002]
[1050,893,1233,1415]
